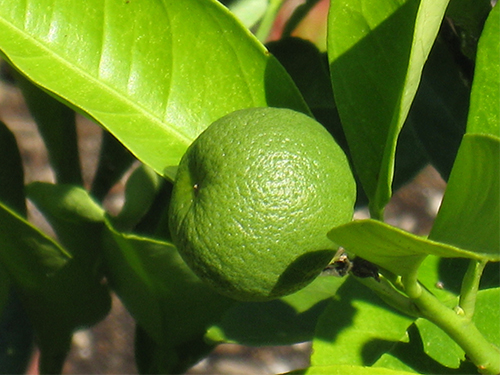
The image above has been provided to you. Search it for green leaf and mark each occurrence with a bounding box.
[101,222,234,347]
[311,277,415,367]
[226,0,268,29]
[288,364,418,375]
[0,0,307,180]
[21,184,111,372]
[429,134,500,256]
[0,202,92,373]
[112,164,163,231]
[328,0,449,217]
[409,36,469,180]
[13,71,82,185]
[374,288,499,374]
[445,0,493,60]
[0,202,69,288]
[90,131,136,202]
[0,264,11,316]
[373,322,477,374]
[26,182,105,255]
[466,4,500,137]
[205,275,345,346]
[267,37,334,110]
[328,220,498,280]
[0,120,26,216]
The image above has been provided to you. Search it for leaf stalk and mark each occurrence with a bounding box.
[410,281,500,375]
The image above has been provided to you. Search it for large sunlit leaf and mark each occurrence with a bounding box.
[328,219,499,279]
[429,134,499,256]
[328,0,449,216]
[466,3,499,137]
[0,0,307,181]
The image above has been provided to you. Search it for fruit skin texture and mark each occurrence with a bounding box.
[169,107,356,301]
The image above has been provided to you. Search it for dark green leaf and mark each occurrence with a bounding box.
[24,183,112,371]
[0,120,26,216]
[102,222,234,347]
[0,288,34,375]
[0,202,69,287]
[90,131,136,202]
[13,72,82,185]
[328,0,449,216]
[267,37,334,110]
[429,134,499,256]
[112,164,163,232]
[205,276,345,346]
[446,0,493,60]
[0,0,307,180]
[409,36,469,180]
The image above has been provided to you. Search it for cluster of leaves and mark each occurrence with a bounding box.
[0,0,498,374]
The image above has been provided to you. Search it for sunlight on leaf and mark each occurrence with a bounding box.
[0,0,307,180]
[328,219,499,280]
[467,4,499,136]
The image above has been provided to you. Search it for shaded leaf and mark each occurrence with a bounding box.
[112,164,163,232]
[25,183,113,371]
[445,0,493,60]
[0,202,69,288]
[101,221,234,356]
[13,71,82,185]
[409,36,468,180]
[429,134,499,256]
[0,0,307,180]
[0,120,26,216]
[90,131,136,202]
[205,276,345,346]
[328,0,449,216]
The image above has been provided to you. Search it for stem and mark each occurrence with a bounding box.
[355,276,419,318]
[459,259,488,319]
[255,0,286,43]
[403,277,500,375]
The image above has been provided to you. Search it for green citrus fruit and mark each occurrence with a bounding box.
[169,107,356,301]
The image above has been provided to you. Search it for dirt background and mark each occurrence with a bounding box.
[0,62,446,374]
